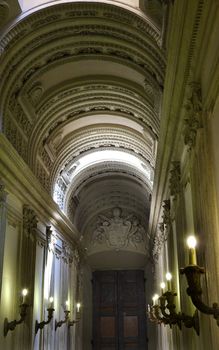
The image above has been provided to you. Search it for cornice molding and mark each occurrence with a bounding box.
[148,0,206,239]
[0,132,80,244]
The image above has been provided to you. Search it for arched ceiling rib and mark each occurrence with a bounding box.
[0,1,166,265]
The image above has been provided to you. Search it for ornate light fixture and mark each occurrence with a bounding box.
[68,302,81,328]
[4,289,29,337]
[35,297,55,334]
[181,235,219,326]
[55,301,70,331]
[148,274,199,334]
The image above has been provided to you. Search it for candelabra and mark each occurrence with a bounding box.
[148,274,199,334]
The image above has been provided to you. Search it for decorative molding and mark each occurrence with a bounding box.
[61,240,73,263]
[27,82,44,106]
[0,3,165,199]
[23,205,38,238]
[169,161,181,199]
[46,225,53,248]
[65,161,152,225]
[183,82,203,149]
[161,199,171,229]
[152,199,171,262]
[0,133,80,246]
[90,207,146,251]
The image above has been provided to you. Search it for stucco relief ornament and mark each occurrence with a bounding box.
[169,161,181,199]
[152,199,171,263]
[91,207,145,250]
[23,205,38,238]
[183,82,202,149]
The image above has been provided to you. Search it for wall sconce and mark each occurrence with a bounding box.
[4,289,29,337]
[76,302,81,319]
[35,296,55,334]
[148,275,199,334]
[181,235,219,326]
[55,301,70,331]
[68,302,81,328]
[164,272,199,334]
[68,319,78,328]
[149,294,170,326]
[147,298,162,324]
[76,302,81,313]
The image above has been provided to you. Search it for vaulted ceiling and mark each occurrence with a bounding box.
[0,0,167,268]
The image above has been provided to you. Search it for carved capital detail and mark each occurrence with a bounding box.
[46,225,55,251]
[169,161,181,198]
[161,199,171,229]
[61,241,74,264]
[23,205,38,238]
[183,82,202,149]
[152,199,171,262]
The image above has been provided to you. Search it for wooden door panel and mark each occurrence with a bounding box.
[123,316,138,337]
[118,270,147,350]
[92,270,147,350]
[93,271,119,350]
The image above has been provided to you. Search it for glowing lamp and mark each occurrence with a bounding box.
[187,236,197,265]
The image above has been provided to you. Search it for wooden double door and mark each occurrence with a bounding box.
[92,270,147,350]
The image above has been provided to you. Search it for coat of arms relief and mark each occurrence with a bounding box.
[91,207,147,250]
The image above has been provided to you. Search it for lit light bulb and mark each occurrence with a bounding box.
[187,236,197,249]
[152,294,159,305]
[49,296,54,308]
[166,272,172,281]
[22,288,28,296]
[166,272,172,290]
[187,235,197,265]
[160,282,165,289]
[160,282,165,294]
[76,302,81,313]
[22,288,28,304]
[65,300,69,310]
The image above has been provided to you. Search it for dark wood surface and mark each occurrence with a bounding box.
[92,270,147,350]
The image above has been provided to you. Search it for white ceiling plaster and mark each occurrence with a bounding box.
[19,0,140,12]
[0,0,165,269]
[40,60,145,91]
[60,115,145,138]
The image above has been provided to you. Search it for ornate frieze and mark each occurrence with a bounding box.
[27,82,44,106]
[169,161,181,198]
[61,240,73,263]
[152,199,171,262]
[46,225,53,248]
[184,82,202,149]
[23,205,38,238]
[161,199,171,230]
[36,161,50,191]
[90,207,146,251]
